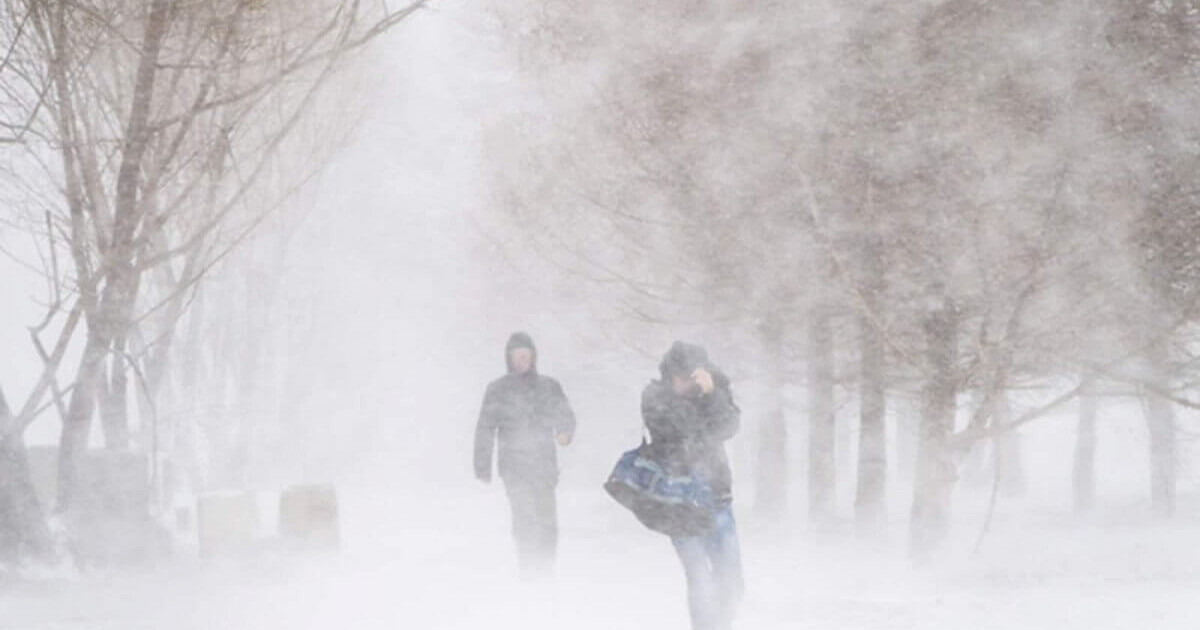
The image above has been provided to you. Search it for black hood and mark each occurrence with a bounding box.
[658,340,731,390]
[505,332,538,374]
[659,341,709,380]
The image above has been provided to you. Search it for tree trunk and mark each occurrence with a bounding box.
[0,436,54,563]
[808,306,836,525]
[0,391,53,563]
[232,271,265,488]
[55,0,172,515]
[854,237,887,532]
[99,340,132,451]
[896,396,918,484]
[755,322,788,518]
[57,334,107,512]
[1073,393,1098,514]
[209,289,238,489]
[173,294,209,493]
[1145,337,1177,518]
[993,392,1026,498]
[910,299,957,559]
[855,301,887,534]
[131,337,162,509]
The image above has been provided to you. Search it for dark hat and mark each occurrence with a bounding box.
[659,341,709,380]
[505,332,538,373]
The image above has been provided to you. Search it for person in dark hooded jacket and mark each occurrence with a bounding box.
[642,341,743,630]
[474,332,576,577]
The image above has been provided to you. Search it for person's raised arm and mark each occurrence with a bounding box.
[699,371,740,442]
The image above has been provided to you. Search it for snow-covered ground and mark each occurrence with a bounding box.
[5,481,1197,630]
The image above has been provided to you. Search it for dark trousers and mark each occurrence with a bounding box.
[503,478,558,578]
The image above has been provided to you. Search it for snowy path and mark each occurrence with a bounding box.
[4,486,1197,629]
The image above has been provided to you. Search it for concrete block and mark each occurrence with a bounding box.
[197,491,258,558]
[278,483,339,551]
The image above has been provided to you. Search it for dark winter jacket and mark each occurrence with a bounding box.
[474,333,577,483]
[641,341,740,502]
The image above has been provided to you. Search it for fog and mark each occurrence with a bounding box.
[2,1,1199,629]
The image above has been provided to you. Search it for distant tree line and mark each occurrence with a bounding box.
[485,0,1200,557]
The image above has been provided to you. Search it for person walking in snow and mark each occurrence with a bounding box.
[474,332,577,578]
[642,341,744,630]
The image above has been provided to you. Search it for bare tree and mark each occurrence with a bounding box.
[485,0,1200,557]
[0,0,429,562]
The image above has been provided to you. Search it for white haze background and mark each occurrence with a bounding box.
[2,2,1198,628]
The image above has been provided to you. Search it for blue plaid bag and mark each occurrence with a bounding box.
[603,440,719,537]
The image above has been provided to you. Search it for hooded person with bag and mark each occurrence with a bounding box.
[641,341,744,630]
[474,332,576,578]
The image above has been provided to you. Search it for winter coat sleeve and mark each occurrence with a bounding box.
[547,378,577,440]
[699,383,740,443]
[473,382,500,480]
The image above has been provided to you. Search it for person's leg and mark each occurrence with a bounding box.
[705,507,745,628]
[503,480,539,577]
[530,479,558,575]
[672,534,718,630]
